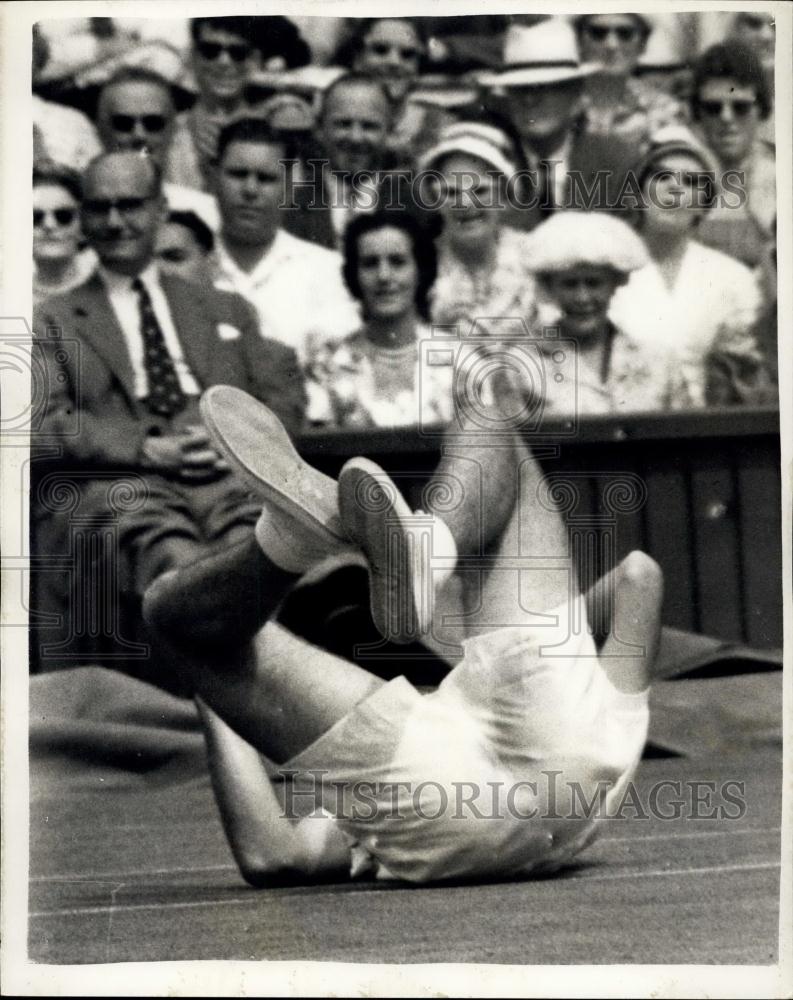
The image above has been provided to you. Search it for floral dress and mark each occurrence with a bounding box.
[305,325,456,429]
[430,227,539,336]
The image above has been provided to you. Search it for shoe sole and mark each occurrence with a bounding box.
[200,385,346,545]
[338,458,432,643]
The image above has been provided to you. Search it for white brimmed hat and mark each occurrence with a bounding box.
[525,212,649,275]
[418,121,518,176]
[480,18,599,89]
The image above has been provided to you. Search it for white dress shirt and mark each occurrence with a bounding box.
[98,263,201,399]
[212,228,360,361]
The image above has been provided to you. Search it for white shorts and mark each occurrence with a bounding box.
[285,597,649,883]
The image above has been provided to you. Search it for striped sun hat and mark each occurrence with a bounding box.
[418,121,519,176]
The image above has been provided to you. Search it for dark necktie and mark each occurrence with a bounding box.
[132,277,187,418]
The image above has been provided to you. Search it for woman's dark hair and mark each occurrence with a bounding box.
[191,16,310,68]
[343,210,438,321]
[33,160,83,202]
[692,40,772,120]
[165,210,215,254]
[333,17,429,73]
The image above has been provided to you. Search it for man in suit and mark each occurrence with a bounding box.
[34,150,306,611]
[481,17,641,230]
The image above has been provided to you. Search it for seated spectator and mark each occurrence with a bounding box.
[522,212,691,414]
[33,151,305,617]
[283,73,395,249]
[706,227,778,406]
[210,117,360,361]
[306,211,451,429]
[418,120,538,331]
[610,127,764,407]
[33,161,97,305]
[95,66,220,231]
[572,13,687,145]
[481,17,641,228]
[167,17,261,192]
[32,25,102,171]
[155,209,215,286]
[729,10,775,88]
[692,41,775,267]
[338,17,452,164]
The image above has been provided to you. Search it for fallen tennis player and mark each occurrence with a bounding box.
[143,385,662,885]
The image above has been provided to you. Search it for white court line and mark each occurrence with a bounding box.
[600,825,779,844]
[29,860,781,919]
[30,825,780,884]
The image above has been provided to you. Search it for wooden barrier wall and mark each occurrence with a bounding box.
[27,408,782,676]
[300,408,783,649]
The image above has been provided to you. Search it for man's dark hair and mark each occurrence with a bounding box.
[191,16,255,46]
[216,116,289,163]
[165,210,215,254]
[320,72,394,122]
[692,40,772,120]
[572,13,652,42]
[342,209,438,321]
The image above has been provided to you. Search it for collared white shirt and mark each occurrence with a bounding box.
[212,228,360,361]
[98,263,201,399]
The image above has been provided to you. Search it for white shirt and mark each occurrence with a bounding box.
[98,263,201,399]
[609,240,762,406]
[212,228,360,361]
[522,133,574,209]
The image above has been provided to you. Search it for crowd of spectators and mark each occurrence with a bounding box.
[30,12,780,670]
[33,11,778,434]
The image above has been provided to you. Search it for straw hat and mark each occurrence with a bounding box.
[418,121,518,176]
[525,212,650,276]
[480,18,599,89]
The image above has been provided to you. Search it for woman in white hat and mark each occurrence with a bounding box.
[419,119,539,334]
[609,126,767,407]
[522,211,691,415]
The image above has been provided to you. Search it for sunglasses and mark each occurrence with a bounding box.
[110,114,168,134]
[196,40,251,62]
[699,99,757,119]
[82,196,154,217]
[33,207,77,227]
[364,41,422,61]
[584,24,639,43]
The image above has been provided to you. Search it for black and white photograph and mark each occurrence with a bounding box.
[1,1,791,995]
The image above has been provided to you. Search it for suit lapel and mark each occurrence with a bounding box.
[161,273,213,389]
[71,275,138,404]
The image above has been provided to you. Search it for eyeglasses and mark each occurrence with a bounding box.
[33,207,76,227]
[698,99,757,119]
[82,196,154,217]
[110,114,168,134]
[584,24,639,43]
[196,40,251,62]
[364,41,422,61]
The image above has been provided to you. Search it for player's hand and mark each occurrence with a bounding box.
[178,425,229,480]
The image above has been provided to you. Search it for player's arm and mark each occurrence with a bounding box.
[195,697,350,886]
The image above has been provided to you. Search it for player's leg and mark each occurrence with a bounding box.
[584,551,663,693]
